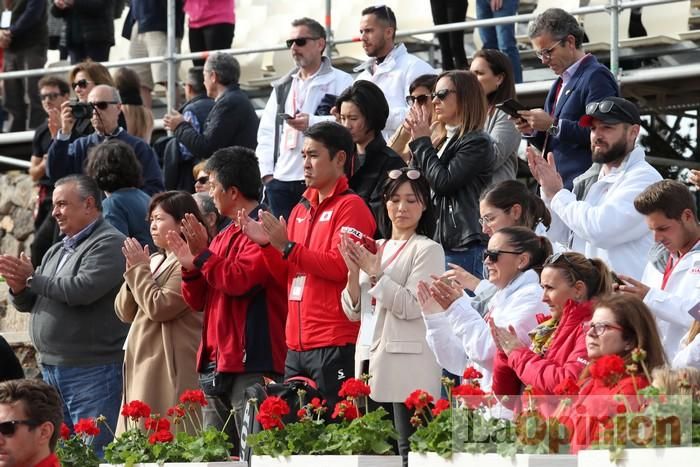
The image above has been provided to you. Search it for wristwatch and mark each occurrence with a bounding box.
[547,121,560,136]
[282,241,296,259]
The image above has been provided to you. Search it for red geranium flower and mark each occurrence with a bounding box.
[179,389,208,406]
[310,398,324,409]
[74,418,99,437]
[331,399,359,421]
[553,377,580,396]
[590,354,626,387]
[145,417,170,432]
[60,423,71,440]
[431,399,451,417]
[338,378,371,399]
[452,383,485,397]
[166,405,185,418]
[462,367,483,381]
[256,396,290,430]
[404,389,434,412]
[148,429,174,444]
[121,400,151,420]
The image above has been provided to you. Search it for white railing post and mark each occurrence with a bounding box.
[609,0,621,78]
[166,0,178,123]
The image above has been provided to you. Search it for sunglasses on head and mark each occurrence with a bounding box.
[286,37,320,48]
[388,168,421,180]
[585,100,617,115]
[89,101,119,110]
[40,92,61,101]
[544,252,584,281]
[195,176,209,185]
[0,420,39,437]
[406,94,431,106]
[72,79,92,89]
[431,89,456,101]
[483,249,521,263]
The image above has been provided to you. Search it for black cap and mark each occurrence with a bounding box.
[579,97,641,127]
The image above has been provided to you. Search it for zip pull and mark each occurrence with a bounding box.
[242,350,247,364]
[448,203,457,228]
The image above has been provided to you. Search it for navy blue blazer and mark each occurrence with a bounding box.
[529,54,619,189]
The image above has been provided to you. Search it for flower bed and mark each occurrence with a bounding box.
[408,452,576,467]
[251,455,401,467]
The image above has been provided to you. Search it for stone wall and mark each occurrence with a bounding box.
[0,171,38,377]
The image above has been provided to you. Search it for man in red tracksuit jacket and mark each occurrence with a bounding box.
[241,122,376,406]
[172,146,287,453]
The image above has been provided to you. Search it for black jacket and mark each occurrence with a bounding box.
[8,0,48,51]
[409,131,494,250]
[174,84,258,159]
[0,336,23,382]
[51,0,116,47]
[348,135,406,231]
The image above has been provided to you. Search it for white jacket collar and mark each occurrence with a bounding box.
[354,43,407,74]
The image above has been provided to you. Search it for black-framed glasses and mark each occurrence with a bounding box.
[534,39,563,60]
[432,89,456,101]
[72,79,93,89]
[89,101,119,110]
[585,100,616,116]
[585,321,624,337]
[406,94,431,106]
[388,168,421,180]
[40,92,61,101]
[478,206,512,226]
[483,249,521,263]
[195,176,209,185]
[286,37,320,48]
[0,420,39,437]
[544,252,584,281]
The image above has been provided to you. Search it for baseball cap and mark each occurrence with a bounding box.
[579,97,641,127]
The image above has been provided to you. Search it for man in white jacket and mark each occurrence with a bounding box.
[616,180,700,360]
[528,97,661,279]
[257,17,353,220]
[354,5,435,140]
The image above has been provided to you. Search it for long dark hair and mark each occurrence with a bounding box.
[497,226,552,274]
[480,180,552,230]
[377,169,435,239]
[472,49,516,106]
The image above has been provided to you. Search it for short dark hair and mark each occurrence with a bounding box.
[113,67,143,105]
[409,74,438,95]
[335,80,389,137]
[634,179,698,221]
[186,66,206,95]
[0,379,63,451]
[38,76,70,95]
[377,169,435,239]
[472,49,516,106]
[291,17,326,40]
[361,5,397,38]
[149,191,208,245]
[528,8,585,48]
[480,180,551,231]
[85,140,143,193]
[304,122,354,161]
[497,226,553,274]
[204,53,240,86]
[55,174,103,211]
[205,146,261,201]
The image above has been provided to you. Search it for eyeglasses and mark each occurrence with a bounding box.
[388,168,421,180]
[72,79,93,89]
[478,207,512,226]
[40,92,62,101]
[586,321,624,337]
[585,100,617,116]
[286,37,320,48]
[483,249,521,263]
[0,420,39,437]
[431,89,456,101]
[89,101,119,110]
[534,39,563,60]
[195,176,209,185]
[406,94,431,106]
[544,252,584,281]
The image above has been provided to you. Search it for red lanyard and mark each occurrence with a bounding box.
[661,240,700,290]
[370,239,411,310]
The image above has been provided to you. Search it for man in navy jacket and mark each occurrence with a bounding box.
[515,8,619,189]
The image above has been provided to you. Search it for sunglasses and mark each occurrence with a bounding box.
[544,252,584,281]
[40,92,62,101]
[286,37,320,48]
[535,39,563,60]
[195,176,209,185]
[0,420,39,437]
[483,249,521,263]
[89,101,119,110]
[406,94,431,106]
[431,89,456,101]
[585,100,617,115]
[585,321,624,337]
[72,79,93,89]
[388,168,421,180]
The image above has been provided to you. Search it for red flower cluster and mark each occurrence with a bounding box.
[60,423,71,440]
[338,378,371,399]
[452,383,485,397]
[462,367,483,381]
[145,417,170,432]
[148,429,174,444]
[431,399,450,417]
[590,354,626,387]
[331,400,359,421]
[179,389,208,406]
[404,389,434,411]
[553,377,580,396]
[74,418,100,437]
[166,405,185,418]
[121,400,151,420]
[257,396,290,430]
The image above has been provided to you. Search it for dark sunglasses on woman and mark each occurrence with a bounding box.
[405,94,431,106]
[483,249,521,263]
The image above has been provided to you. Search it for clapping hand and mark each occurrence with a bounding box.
[180,213,209,256]
[489,318,525,356]
[122,238,150,268]
[166,230,196,271]
[442,262,481,292]
[404,105,432,141]
[527,146,563,199]
[237,208,271,246]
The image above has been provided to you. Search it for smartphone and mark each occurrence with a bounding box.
[495,98,528,119]
[611,272,627,287]
[278,113,294,120]
[340,226,377,254]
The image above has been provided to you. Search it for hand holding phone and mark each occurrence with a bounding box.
[496,98,528,119]
[340,226,377,254]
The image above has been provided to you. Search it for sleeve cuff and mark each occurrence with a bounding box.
[56,130,71,141]
[549,188,576,212]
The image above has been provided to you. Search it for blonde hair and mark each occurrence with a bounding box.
[121,105,154,142]
[651,366,700,395]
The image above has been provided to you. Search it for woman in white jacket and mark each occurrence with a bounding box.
[339,167,443,464]
[673,319,700,369]
[418,227,551,391]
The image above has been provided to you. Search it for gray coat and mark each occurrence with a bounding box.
[485,109,520,185]
[11,217,129,366]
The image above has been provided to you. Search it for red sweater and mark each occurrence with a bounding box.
[34,453,60,467]
[181,214,287,374]
[261,176,376,351]
[492,300,592,396]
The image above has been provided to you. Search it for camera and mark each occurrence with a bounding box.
[69,101,93,119]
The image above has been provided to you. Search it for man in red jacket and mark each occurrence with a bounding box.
[169,146,287,453]
[240,122,376,406]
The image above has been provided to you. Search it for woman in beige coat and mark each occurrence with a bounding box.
[339,168,443,464]
[115,191,205,433]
